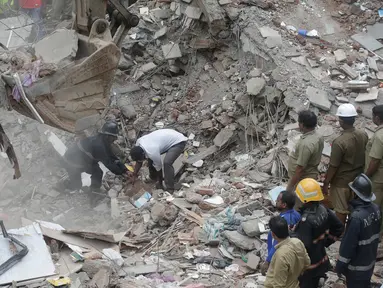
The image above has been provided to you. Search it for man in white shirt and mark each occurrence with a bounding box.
[130,129,187,192]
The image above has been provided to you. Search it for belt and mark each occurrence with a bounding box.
[307,255,328,270]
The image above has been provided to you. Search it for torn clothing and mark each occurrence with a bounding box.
[136,129,187,171]
[293,203,344,278]
[336,199,381,282]
[264,237,310,288]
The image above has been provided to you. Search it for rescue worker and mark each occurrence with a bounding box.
[18,0,45,40]
[265,215,311,288]
[322,104,368,224]
[293,178,344,288]
[130,129,187,192]
[286,110,324,193]
[365,105,383,231]
[261,191,301,275]
[60,121,128,192]
[336,174,381,288]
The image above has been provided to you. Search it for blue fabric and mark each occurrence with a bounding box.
[266,209,301,263]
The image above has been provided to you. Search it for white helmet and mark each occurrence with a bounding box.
[336,103,358,117]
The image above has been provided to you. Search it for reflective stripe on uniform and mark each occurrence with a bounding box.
[338,256,351,264]
[358,233,380,246]
[348,261,376,272]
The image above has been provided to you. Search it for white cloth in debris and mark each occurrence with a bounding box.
[136,129,187,171]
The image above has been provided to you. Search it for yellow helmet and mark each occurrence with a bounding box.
[295,178,324,203]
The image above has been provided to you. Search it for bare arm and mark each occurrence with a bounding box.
[365,158,381,178]
[287,165,304,192]
[323,166,337,195]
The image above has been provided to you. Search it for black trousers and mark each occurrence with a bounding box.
[148,141,186,190]
[299,274,321,288]
[64,162,103,190]
[347,279,371,288]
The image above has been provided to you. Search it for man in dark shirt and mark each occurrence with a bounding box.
[59,121,128,192]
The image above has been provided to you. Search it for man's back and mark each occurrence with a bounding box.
[330,128,368,186]
[136,129,187,154]
[265,237,310,288]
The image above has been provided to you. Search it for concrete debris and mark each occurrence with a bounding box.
[237,201,262,216]
[34,29,78,64]
[377,72,383,80]
[246,78,266,96]
[196,0,226,34]
[306,86,331,111]
[334,49,347,62]
[150,203,179,226]
[213,128,234,148]
[219,0,232,5]
[154,27,168,39]
[355,87,380,102]
[242,219,261,237]
[162,43,182,60]
[336,96,349,103]
[345,80,370,90]
[223,231,262,250]
[351,33,383,52]
[246,252,260,270]
[330,81,344,90]
[134,62,157,80]
[249,68,262,78]
[340,64,358,79]
[367,57,379,72]
[259,26,282,48]
[185,6,202,19]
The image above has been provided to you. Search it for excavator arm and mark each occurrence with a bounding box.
[0,0,139,178]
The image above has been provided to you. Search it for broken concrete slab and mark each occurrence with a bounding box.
[367,57,379,72]
[246,252,260,270]
[123,264,166,276]
[214,128,234,148]
[366,23,383,40]
[292,56,307,66]
[330,81,344,90]
[219,0,232,5]
[237,201,262,215]
[185,145,218,164]
[334,49,347,62]
[134,62,157,80]
[283,122,299,131]
[377,72,383,80]
[185,6,202,19]
[322,141,331,157]
[154,27,167,39]
[259,26,282,48]
[249,68,262,78]
[117,97,137,119]
[306,86,331,111]
[246,78,266,96]
[162,43,182,59]
[351,33,383,52]
[307,58,319,68]
[242,219,261,237]
[34,29,78,64]
[196,0,226,34]
[223,231,262,250]
[88,269,109,288]
[336,96,349,103]
[355,87,380,102]
[340,64,358,79]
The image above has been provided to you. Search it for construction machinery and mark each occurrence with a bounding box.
[0,0,139,177]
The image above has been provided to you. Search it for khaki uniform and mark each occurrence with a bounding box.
[329,128,368,214]
[265,237,310,288]
[288,130,324,180]
[365,125,383,209]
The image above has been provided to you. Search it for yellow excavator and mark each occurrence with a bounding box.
[0,0,139,178]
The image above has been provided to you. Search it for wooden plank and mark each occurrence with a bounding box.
[63,230,127,243]
[52,79,104,101]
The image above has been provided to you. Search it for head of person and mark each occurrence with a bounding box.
[269,215,289,242]
[99,121,118,144]
[298,110,317,133]
[295,178,324,205]
[130,146,145,162]
[372,105,383,126]
[349,173,376,203]
[336,104,357,129]
[276,190,296,212]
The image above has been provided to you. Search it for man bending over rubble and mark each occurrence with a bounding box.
[59,121,128,193]
[130,129,187,192]
[286,110,324,197]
